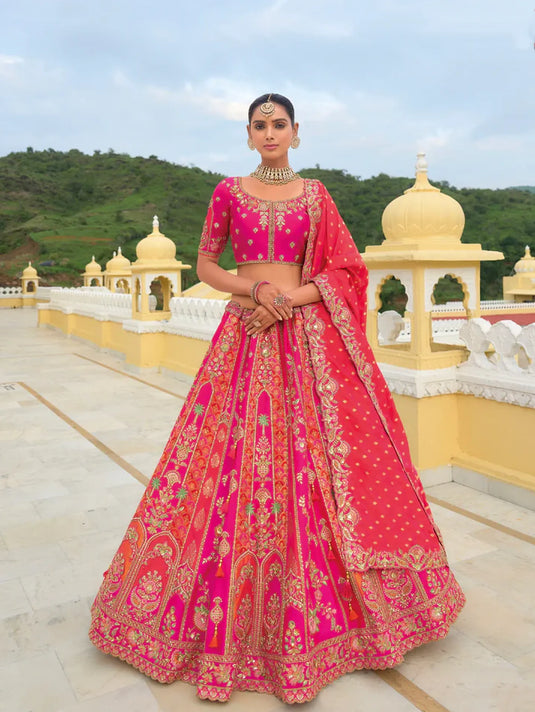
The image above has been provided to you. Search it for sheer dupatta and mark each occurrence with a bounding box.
[300,180,447,574]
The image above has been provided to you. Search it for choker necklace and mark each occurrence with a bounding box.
[250,164,300,185]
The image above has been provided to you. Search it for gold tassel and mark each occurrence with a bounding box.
[345,571,358,619]
[216,558,224,578]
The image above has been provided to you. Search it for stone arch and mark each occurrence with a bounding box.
[89,277,100,287]
[116,278,130,294]
[430,272,470,347]
[26,281,36,293]
[377,275,409,316]
[430,272,473,328]
[431,273,467,307]
[149,276,173,311]
[134,277,142,312]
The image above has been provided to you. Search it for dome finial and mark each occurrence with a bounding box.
[415,152,428,174]
[153,215,160,232]
[407,152,439,194]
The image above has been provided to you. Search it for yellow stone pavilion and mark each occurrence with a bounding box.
[503,246,535,302]
[363,153,503,369]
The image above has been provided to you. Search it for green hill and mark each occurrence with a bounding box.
[0,149,534,298]
[510,186,535,193]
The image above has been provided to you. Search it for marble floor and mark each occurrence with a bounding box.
[1,309,534,712]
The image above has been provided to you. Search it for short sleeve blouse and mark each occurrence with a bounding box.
[198,178,311,266]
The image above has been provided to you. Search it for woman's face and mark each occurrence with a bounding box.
[247,103,298,163]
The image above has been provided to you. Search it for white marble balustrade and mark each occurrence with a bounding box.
[430,299,535,314]
[166,297,226,340]
[377,313,535,407]
[26,286,535,407]
[481,299,535,312]
[378,312,466,345]
[35,286,53,299]
[0,286,53,300]
[459,318,535,374]
[38,287,225,340]
[44,287,132,322]
[0,286,23,296]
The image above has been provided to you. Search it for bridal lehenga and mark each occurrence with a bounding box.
[89,178,465,703]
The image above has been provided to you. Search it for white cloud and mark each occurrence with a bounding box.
[111,69,134,89]
[0,0,534,188]
[145,78,348,126]
[221,0,354,40]
[146,78,254,122]
[0,54,24,82]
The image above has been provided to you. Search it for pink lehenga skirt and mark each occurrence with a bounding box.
[89,302,464,703]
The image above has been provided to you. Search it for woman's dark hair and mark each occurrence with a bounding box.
[248,93,295,126]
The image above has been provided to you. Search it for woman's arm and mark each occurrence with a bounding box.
[244,282,321,336]
[196,255,292,323]
[196,254,254,297]
[287,282,321,307]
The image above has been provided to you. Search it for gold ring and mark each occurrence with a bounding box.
[273,294,286,307]
[254,320,261,327]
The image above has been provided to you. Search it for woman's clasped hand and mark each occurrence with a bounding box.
[245,280,294,336]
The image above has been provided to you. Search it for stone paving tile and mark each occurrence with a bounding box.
[1,309,534,711]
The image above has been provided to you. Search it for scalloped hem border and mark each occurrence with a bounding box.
[89,593,465,704]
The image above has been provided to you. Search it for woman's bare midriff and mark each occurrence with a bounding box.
[232,263,302,308]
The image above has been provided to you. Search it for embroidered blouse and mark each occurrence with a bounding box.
[198,177,311,266]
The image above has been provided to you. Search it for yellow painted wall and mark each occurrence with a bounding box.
[38,305,534,492]
[0,296,39,308]
[456,396,535,489]
[160,333,210,377]
[392,393,458,470]
[394,390,535,491]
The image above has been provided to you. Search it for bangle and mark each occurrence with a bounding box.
[251,280,269,305]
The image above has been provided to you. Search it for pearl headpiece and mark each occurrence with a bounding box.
[259,94,275,117]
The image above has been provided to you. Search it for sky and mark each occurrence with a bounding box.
[1,0,534,189]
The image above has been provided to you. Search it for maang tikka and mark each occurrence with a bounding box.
[259,94,275,117]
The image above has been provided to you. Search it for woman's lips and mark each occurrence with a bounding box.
[264,144,278,150]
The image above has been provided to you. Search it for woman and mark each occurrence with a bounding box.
[89,93,465,703]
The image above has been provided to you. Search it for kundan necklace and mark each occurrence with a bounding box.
[250,164,300,185]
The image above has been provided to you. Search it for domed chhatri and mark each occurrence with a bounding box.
[106,246,131,271]
[382,153,465,245]
[503,245,535,302]
[104,246,132,293]
[135,215,178,265]
[130,216,191,320]
[363,153,503,363]
[22,261,38,278]
[84,255,102,274]
[514,246,535,274]
[83,255,104,287]
[21,261,39,295]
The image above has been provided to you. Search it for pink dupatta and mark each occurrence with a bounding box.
[301,180,447,573]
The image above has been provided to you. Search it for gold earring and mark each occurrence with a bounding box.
[247,138,255,151]
[291,136,301,149]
